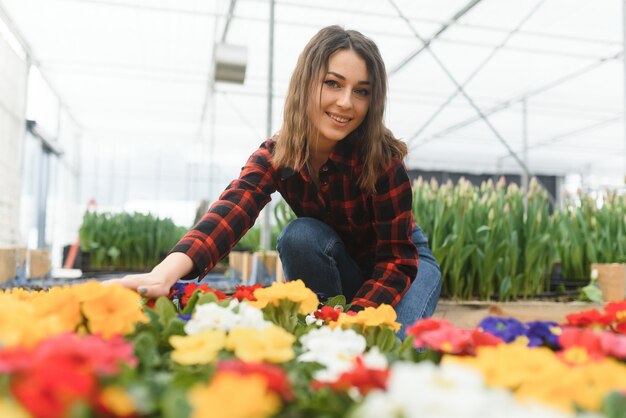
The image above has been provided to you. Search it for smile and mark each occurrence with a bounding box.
[326,112,351,123]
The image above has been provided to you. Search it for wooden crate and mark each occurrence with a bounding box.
[0,247,26,283]
[29,248,51,279]
[229,250,284,283]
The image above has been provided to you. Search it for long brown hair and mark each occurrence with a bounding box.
[272,25,407,194]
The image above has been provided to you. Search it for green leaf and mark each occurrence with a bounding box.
[603,391,626,418]
[161,386,192,418]
[325,295,347,308]
[132,331,162,371]
[155,297,178,325]
[581,283,604,303]
[196,292,219,306]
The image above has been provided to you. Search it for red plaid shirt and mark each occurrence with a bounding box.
[171,139,418,309]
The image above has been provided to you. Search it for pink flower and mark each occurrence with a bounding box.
[599,331,626,359]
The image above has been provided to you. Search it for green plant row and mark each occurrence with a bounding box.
[79,211,187,270]
[413,177,555,300]
[555,191,626,279]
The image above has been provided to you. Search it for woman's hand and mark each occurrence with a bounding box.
[102,271,173,298]
[102,252,195,298]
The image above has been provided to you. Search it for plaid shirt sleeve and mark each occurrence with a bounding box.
[170,141,277,279]
[350,159,418,310]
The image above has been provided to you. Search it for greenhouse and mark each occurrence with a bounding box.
[0,1,625,417]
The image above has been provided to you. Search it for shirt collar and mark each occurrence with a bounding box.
[278,138,358,180]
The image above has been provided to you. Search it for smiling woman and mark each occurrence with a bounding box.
[107,25,442,339]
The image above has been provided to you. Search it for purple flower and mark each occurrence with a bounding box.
[177,313,192,322]
[478,317,526,343]
[526,321,560,348]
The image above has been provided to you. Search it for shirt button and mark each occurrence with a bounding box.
[322,181,329,186]
[321,166,329,172]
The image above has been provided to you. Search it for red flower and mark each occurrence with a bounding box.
[314,305,342,322]
[1,334,137,418]
[314,356,389,395]
[469,329,503,349]
[12,361,97,418]
[558,327,605,363]
[406,318,450,337]
[565,309,612,328]
[599,331,626,360]
[605,301,626,334]
[217,360,294,401]
[406,318,501,355]
[181,283,228,305]
[232,284,263,302]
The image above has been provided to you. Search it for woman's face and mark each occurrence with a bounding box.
[308,49,371,150]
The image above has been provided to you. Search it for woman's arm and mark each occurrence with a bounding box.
[350,159,418,310]
[102,252,194,298]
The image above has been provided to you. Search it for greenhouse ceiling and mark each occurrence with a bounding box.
[2,0,625,192]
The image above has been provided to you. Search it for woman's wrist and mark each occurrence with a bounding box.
[151,252,194,287]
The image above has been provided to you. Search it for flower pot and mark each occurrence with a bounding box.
[592,263,626,302]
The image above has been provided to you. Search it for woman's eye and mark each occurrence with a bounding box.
[354,89,370,96]
[324,79,339,88]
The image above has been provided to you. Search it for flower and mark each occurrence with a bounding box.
[298,327,367,382]
[333,305,401,331]
[407,318,501,355]
[605,301,626,334]
[75,283,148,338]
[184,300,270,334]
[558,327,604,365]
[565,309,612,329]
[314,305,342,322]
[599,331,626,359]
[232,284,263,302]
[182,284,228,306]
[169,330,226,365]
[188,372,281,418]
[0,397,32,418]
[226,325,295,363]
[249,280,319,314]
[478,317,527,343]
[525,321,560,348]
[351,361,570,418]
[217,360,294,401]
[97,386,136,417]
[314,349,389,396]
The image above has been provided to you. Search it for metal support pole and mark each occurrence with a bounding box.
[260,0,275,251]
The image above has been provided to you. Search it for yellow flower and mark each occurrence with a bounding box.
[32,287,82,332]
[189,372,280,418]
[446,344,626,412]
[249,280,319,314]
[333,304,401,331]
[0,397,31,418]
[170,330,227,365]
[99,386,136,417]
[77,283,148,338]
[226,325,295,363]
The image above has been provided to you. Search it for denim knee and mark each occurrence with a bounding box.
[277,218,336,255]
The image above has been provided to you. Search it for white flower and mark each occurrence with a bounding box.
[184,302,240,334]
[235,301,271,330]
[184,299,270,334]
[305,313,323,326]
[298,327,366,382]
[361,347,388,370]
[351,362,574,418]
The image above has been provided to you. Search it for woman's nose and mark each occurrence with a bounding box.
[336,89,353,109]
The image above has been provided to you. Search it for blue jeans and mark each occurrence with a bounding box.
[277,217,442,339]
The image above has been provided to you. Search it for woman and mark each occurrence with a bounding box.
[107,26,441,338]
